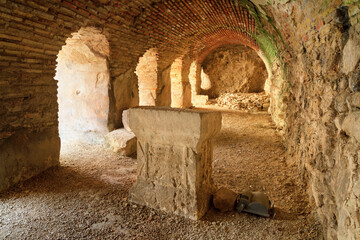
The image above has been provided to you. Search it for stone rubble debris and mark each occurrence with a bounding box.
[211,92,270,111]
[105,129,137,156]
[213,187,274,218]
[213,187,238,212]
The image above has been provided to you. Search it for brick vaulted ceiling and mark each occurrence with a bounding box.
[1,0,258,71]
[0,0,258,133]
[65,0,259,67]
[90,0,257,51]
[130,0,258,58]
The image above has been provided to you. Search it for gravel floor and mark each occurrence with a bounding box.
[0,108,322,239]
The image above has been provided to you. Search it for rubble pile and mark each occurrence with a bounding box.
[213,92,270,111]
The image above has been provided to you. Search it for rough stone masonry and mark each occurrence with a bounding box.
[128,107,222,220]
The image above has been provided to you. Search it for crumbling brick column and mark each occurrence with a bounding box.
[128,107,221,220]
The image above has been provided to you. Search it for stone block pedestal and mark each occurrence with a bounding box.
[128,107,221,220]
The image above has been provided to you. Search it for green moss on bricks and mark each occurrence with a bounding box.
[254,34,278,62]
[342,0,360,6]
[237,0,290,68]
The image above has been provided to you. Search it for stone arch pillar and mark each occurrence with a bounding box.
[135,48,158,106]
[170,56,192,108]
[188,61,208,106]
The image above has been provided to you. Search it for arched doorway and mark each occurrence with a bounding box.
[135,48,158,106]
[54,27,110,143]
[200,44,268,101]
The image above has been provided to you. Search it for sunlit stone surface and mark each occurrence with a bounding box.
[128,107,221,220]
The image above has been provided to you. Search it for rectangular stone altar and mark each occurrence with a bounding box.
[128,107,222,220]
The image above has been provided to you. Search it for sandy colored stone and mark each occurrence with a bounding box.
[157,66,172,106]
[349,92,360,109]
[200,67,212,90]
[113,67,139,128]
[128,107,221,220]
[213,187,238,212]
[214,92,270,111]
[0,128,60,192]
[342,111,360,142]
[170,58,184,108]
[105,129,137,156]
[200,44,267,98]
[122,109,132,132]
[192,95,209,106]
[341,38,360,75]
[136,48,158,106]
[349,69,360,92]
[334,92,349,113]
[55,27,110,138]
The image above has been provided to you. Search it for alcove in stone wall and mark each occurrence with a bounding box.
[200,44,268,98]
[135,48,158,106]
[55,27,110,142]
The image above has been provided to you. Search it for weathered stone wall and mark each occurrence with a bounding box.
[0,1,75,192]
[200,44,268,98]
[171,57,184,108]
[157,65,172,106]
[188,61,209,106]
[112,67,139,129]
[0,128,60,192]
[170,56,192,108]
[268,1,360,239]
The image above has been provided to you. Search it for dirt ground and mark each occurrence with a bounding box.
[0,108,322,240]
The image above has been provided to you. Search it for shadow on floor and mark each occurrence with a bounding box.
[0,165,135,200]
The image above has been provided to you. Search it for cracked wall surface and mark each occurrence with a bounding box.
[268,1,360,239]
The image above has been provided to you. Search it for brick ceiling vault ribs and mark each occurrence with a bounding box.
[52,0,258,72]
[130,0,258,60]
